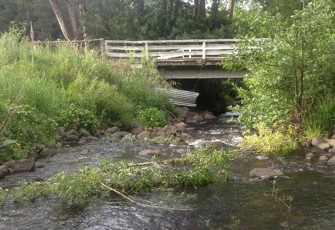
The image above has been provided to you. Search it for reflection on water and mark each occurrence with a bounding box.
[0,118,334,229]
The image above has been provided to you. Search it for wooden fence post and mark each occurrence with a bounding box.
[100,38,106,58]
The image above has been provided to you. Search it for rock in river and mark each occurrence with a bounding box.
[250,168,283,180]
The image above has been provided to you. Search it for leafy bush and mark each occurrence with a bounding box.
[241,122,298,155]
[228,0,335,136]
[56,103,99,133]
[136,107,168,128]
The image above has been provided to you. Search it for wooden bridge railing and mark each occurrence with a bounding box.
[104,39,246,66]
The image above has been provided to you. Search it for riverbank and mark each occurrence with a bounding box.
[0,114,334,230]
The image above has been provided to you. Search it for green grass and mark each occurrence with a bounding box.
[0,27,174,161]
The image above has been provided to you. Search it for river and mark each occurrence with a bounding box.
[0,116,334,229]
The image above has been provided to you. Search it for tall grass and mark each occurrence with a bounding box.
[0,28,173,161]
[303,97,335,138]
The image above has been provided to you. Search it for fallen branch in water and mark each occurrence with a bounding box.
[100,182,135,203]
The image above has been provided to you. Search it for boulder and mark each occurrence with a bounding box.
[65,129,80,137]
[79,128,91,137]
[311,137,325,147]
[137,131,151,141]
[110,131,130,139]
[175,122,187,131]
[105,127,121,135]
[306,152,315,160]
[203,111,216,120]
[56,127,66,137]
[4,159,35,173]
[0,165,9,179]
[139,149,162,156]
[319,155,329,162]
[324,138,335,147]
[64,134,80,142]
[327,156,335,166]
[208,141,226,150]
[177,107,189,120]
[301,140,312,148]
[250,168,283,180]
[39,148,57,158]
[318,143,332,151]
[185,119,198,125]
[193,114,204,123]
[328,148,335,154]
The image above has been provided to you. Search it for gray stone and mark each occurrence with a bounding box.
[250,168,283,180]
[39,148,57,158]
[137,131,151,141]
[56,127,66,137]
[311,137,325,147]
[35,161,46,169]
[65,129,80,137]
[306,152,315,160]
[203,111,216,120]
[193,115,204,123]
[327,156,335,165]
[324,138,335,147]
[318,143,332,151]
[0,165,9,179]
[64,135,80,142]
[110,131,130,139]
[80,128,91,137]
[139,149,162,156]
[301,140,312,148]
[175,122,187,130]
[319,155,329,162]
[85,135,98,142]
[105,127,121,135]
[177,107,189,120]
[208,141,226,150]
[4,159,35,173]
[185,119,198,125]
[328,148,335,154]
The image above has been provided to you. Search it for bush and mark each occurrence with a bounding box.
[241,122,298,155]
[136,107,168,128]
[56,103,99,133]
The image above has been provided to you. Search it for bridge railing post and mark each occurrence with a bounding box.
[100,38,106,58]
[202,41,206,60]
[144,42,149,60]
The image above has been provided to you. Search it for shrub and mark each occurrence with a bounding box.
[56,103,99,133]
[241,122,298,155]
[136,107,168,128]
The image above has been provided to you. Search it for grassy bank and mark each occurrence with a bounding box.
[0,28,174,162]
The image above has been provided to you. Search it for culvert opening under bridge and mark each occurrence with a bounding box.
[168,78,242,115]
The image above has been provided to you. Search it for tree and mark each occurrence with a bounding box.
[229,0,335,133]
[48,0,83,40]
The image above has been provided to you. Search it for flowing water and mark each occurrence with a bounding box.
[0,116,334,230]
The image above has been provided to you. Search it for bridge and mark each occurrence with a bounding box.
[103,39,252,79]
[100,38,263,107]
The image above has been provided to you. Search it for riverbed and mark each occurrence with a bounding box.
[0,116,334,229]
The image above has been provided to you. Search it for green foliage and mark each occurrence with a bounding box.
[229,0,335,137]
[0,28,173,160]
[136,107,168,128]
[303,97,335,138]
[241,122,298,155]
[9,147,233,206]
[56,103,99,133]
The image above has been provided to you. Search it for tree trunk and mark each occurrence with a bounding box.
[211,0,220,18]
[227,0,235,21]
[49,0,72,40]
[66,0,83,40]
